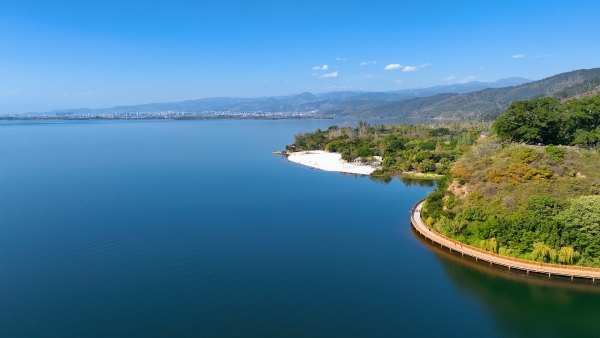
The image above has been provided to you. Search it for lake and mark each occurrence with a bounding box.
[1,119,600,337]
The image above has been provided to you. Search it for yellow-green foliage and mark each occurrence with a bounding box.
[456,143,600,214]
[532,242,556,262]
[451,162,471,184]
[480,238,498,253]
[558,247,578,264]
[511,147,538,164]
[430,140,600,267]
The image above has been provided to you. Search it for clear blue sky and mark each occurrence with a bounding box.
[1,0,599,114]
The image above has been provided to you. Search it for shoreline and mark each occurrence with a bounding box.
[287,151,377,175]
[411,199,600,281]
[401,172,444,180]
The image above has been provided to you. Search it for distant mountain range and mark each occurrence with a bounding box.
[36,78,531,117]
[35,68,600,119]
[357,68,600,119]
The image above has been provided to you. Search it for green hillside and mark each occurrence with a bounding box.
[422,93,600,267]
[554,75,600,99]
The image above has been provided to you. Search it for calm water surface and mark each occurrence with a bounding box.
[1,119,600,337]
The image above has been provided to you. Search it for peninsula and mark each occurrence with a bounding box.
[286,120,491,178]
[287,91,600,270]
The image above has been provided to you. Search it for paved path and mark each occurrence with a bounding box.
[411,200,600,281]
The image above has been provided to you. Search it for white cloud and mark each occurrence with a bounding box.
[360,61,377,66]
[458,76,476,83]
[328,85,353,90]
[384,63,402,70]
[311,73,319,76]
[365,75,374,79]
[320,71,339,78]
[336,57,346,61]
[395,80,402,84]
[402,63,431,72]
[535,54,549,58]
[312,65,329,70]
[512,54,524,58]
[442,76,455,82]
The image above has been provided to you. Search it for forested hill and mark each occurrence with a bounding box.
[355,68,600,119]
[422,93,600,267]
[554,75,600,99]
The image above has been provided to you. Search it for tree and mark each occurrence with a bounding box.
[417,159,435,173]
[532,242,556,262]
[558,247,578,264]
[480,238,498,253]
[493,97,562,144]
[555,195,600,251]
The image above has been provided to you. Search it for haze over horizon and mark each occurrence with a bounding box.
[1,0,599,114]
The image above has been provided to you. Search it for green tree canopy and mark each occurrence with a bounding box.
[494,97,562,144]
[555,195,600,252]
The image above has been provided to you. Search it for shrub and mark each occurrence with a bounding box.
[480,238,499,253]
[462,206,486,222]
[545,145,565,162]
[558,246,578,264]
[532,242,556,262]
[511,147,539,164]
[451,162,472,183]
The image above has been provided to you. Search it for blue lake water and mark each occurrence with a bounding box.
[1,119,600,337]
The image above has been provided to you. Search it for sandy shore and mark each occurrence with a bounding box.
[287,151,376,175]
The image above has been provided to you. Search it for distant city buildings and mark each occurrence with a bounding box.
[1,110,322,120]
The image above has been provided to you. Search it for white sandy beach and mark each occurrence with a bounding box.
[287,151,376,175]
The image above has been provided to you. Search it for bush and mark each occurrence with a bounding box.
[511,147,539,164]
[545,145,565,162]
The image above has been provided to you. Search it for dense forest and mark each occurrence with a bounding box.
[289,121,491,177]
[423,93,600,267]
[494,94,600,147]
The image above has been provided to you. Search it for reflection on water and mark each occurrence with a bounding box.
[416,229,600,337]
[368,175,437,186]
[369,175,393,184]
[399,176,436,187]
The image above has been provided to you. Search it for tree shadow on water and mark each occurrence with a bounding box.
[418,231,600,337]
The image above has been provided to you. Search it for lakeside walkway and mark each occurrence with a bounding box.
[411,200,600,281]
